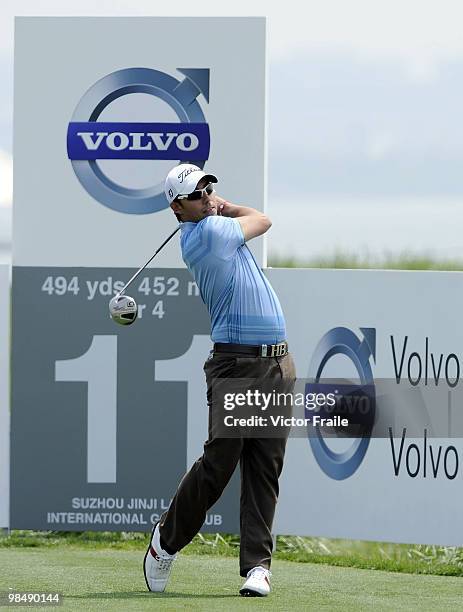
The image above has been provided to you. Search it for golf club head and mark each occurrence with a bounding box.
[109,294,138,326]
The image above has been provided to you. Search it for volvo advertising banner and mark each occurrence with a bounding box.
[11,263,463,544]
[0,265,9,529]
[10,17,266,531]
[13,17,266,268]
[270,268,463,546]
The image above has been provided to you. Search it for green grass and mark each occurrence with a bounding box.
[1,547,463,611]
[268,252,463,271]
[2,531,463,577]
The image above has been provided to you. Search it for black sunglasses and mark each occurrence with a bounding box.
[177,183,215,201]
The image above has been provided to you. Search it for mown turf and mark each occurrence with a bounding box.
[3,531,463,577]
[1,547,463,611]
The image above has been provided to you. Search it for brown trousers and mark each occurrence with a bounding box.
[159,350,296,576]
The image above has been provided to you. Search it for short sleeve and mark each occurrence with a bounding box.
[199,216,245,259]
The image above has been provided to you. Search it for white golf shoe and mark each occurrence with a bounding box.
[239,566,271,597]
[143,523,177,592]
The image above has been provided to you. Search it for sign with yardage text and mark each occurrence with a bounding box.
[10,267,238,530]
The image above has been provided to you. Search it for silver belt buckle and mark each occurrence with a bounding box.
[261,344,268,357]
[269,342,287,357]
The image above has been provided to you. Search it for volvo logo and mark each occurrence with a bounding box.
[67,67,211,214]
[307,327,376,480]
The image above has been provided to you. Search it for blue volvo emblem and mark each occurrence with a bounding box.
[307,327,376,480]
[67,67,211,214]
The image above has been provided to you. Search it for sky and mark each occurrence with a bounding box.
[2,1,463,259]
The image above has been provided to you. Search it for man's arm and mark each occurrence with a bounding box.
[214,196,271,241]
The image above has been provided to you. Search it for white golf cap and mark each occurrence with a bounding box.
[164,163,218,203]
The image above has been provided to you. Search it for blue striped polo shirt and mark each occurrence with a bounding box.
[180,215,286,345]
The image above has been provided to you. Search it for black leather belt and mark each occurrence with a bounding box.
[214,341,288,358]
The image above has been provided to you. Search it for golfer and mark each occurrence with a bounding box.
[143,163,296,597]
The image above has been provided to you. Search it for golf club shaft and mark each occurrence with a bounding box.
[117,226,181,296]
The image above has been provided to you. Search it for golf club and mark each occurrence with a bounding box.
[109,225,181,325]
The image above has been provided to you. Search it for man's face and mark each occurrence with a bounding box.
[170,176,218,223]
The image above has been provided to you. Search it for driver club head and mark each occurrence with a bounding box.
[109,294,138,326]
